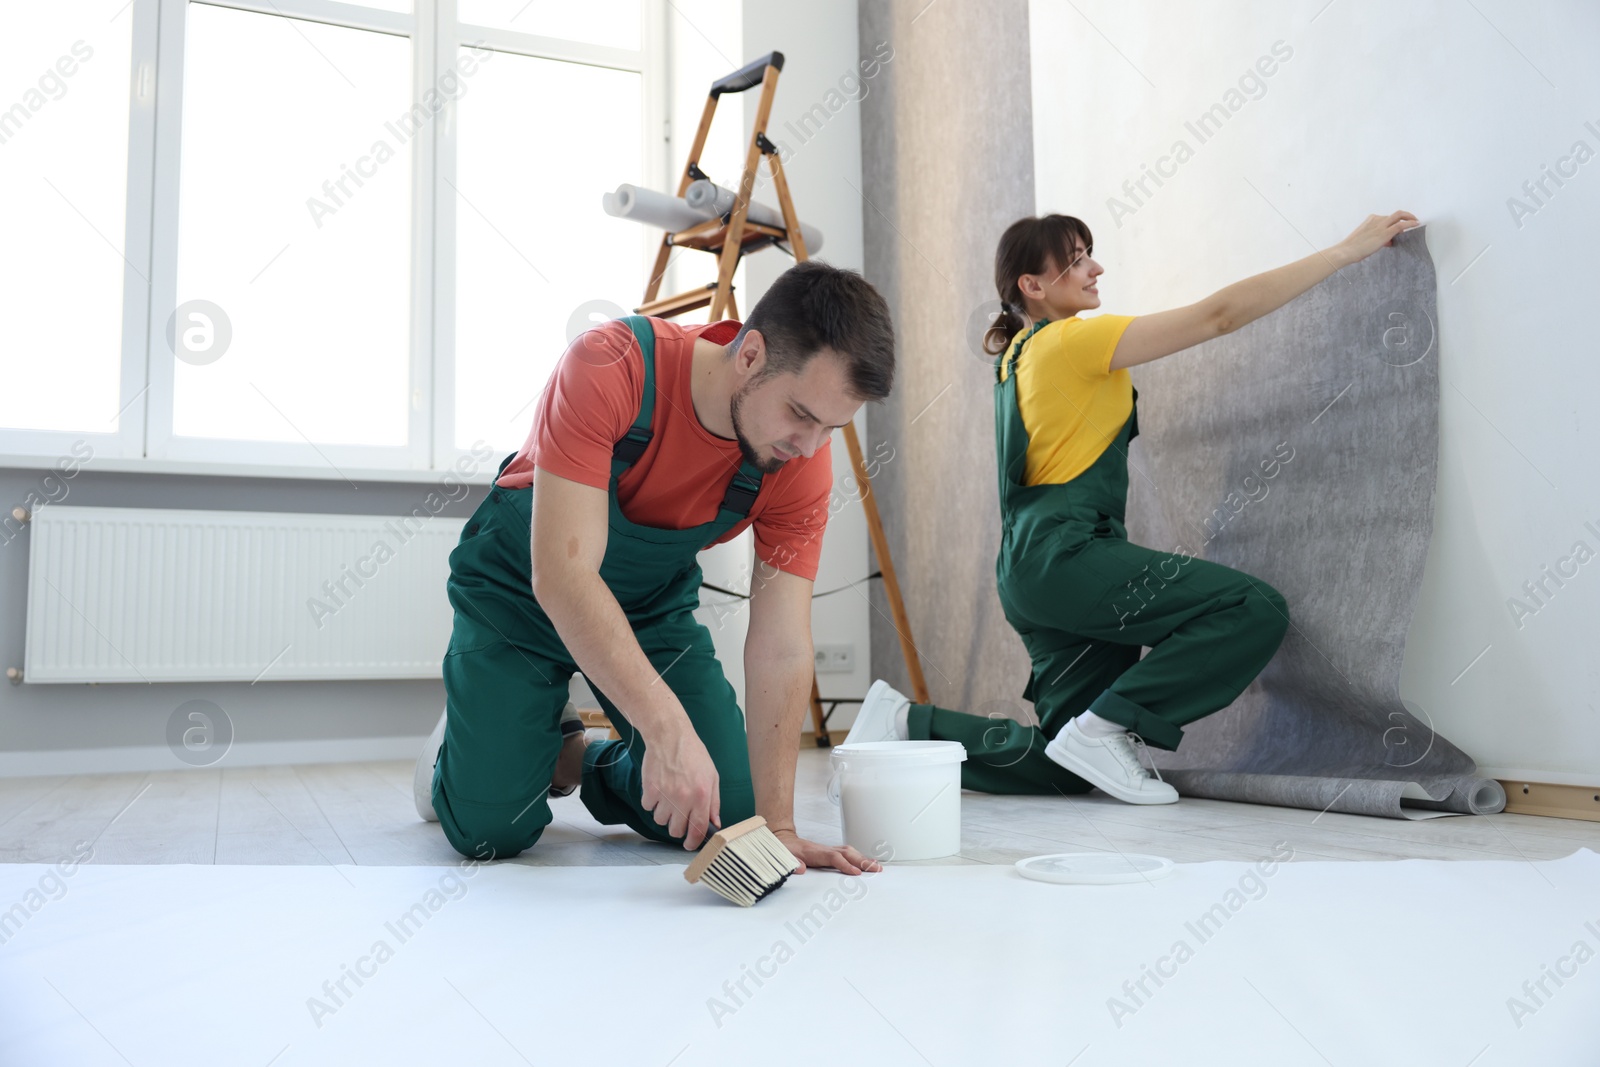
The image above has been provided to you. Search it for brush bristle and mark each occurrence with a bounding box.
[686,818,801,907]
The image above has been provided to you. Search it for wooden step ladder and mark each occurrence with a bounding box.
[637,52,929,745]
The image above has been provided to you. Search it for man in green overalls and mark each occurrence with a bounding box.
[414,261,895,874]
[845,210,1419,805]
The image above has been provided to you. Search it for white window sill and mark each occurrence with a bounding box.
[0,452,504,486]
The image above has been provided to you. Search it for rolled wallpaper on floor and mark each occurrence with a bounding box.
[1124,225,1504,819]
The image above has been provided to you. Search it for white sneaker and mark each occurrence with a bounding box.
[413,707,448,822]
[1044,719,1179,805]
[842,679,910,746]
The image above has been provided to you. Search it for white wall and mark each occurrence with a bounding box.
[741,0,874,730]
[1029,0,1600,784]
[623,0,872,730]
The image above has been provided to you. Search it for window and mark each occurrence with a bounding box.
[451,51,648,454]
[0,2,137,448]
[0,0,665,478]
[168,4,413,450]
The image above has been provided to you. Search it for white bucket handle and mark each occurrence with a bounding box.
[827,758,847,806]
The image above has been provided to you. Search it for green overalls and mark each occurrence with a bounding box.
[904,318,1291,794]
[431,316,763,860]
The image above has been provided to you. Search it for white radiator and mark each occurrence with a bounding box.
[23,505,465,683]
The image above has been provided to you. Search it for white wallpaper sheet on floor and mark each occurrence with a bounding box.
[2,851,1598,1064]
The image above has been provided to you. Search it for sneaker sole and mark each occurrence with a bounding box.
[1044,733,1179,805]
[413,709,447,822]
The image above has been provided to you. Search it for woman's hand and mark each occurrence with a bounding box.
[1334,211,1421,267]
[771,828,884,875]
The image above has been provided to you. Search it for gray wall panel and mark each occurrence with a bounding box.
[859,0,1040,724]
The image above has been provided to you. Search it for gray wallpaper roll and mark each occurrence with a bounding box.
[684,180,826,253]
[602,183,709,233]
[1125,226,1504,819]
[602,181,829,253]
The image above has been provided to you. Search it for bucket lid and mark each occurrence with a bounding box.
[830,740,966,765]
[1015,852,1175,885]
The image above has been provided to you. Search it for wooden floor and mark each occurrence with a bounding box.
[1,747,1595,869]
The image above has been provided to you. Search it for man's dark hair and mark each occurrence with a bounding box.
[730,260,895,402]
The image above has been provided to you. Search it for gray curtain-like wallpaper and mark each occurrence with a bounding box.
[859,0,1040,727]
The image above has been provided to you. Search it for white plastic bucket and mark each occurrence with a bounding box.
[827,741,967,861]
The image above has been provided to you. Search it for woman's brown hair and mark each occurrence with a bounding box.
[982,214,1096,357]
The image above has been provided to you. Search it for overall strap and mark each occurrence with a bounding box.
[610,315,657,476]
[996,317,1050,384]
[994,318,1049,502]
[716,459,764,522]
[605,313,766,525]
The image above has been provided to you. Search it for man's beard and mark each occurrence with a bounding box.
[730,381,787,474]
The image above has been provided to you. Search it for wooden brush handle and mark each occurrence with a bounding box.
[683,815,770,883]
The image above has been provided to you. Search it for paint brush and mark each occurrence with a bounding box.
[684,815,801,906]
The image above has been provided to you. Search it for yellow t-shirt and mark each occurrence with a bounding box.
[998,314,1138,485]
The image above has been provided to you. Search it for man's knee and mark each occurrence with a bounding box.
[435,790,549,861]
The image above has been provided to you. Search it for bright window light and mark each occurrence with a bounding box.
[171,4,412,446]
[0,2,133,433]
[453,48,647,453]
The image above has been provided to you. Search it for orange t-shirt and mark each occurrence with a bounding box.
[495,317,833,581]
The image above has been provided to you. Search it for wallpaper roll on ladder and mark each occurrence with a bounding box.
[601,183,714,233]
[684,179,826,253]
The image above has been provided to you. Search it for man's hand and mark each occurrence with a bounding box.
[639,723,721,850]
[771,828,884,875]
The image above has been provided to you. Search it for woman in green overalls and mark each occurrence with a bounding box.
[845,210,1419,804]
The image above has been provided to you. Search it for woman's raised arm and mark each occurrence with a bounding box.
[1108,210,1420,372]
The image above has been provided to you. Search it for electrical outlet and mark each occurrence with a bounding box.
[814,643,855,674]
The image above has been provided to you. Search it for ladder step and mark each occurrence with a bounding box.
[670,219,787,253]
[636,284,730,318]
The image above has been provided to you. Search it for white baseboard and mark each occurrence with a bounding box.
[0,736,430,778]
[1477,767,1599,789]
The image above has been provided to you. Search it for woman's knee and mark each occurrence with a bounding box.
[1245,581,1290,638]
